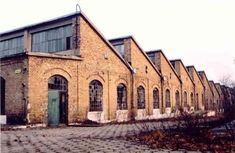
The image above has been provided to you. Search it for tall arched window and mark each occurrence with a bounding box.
[166,89,171,108]
[0,77,5,115]
[117,83,127,110]
[137,86,145,109]
[89,80,103,111]
[183,91,187,107]
[190,93,194,107]
[196,93,199,110]
[175,90,180,107]
[153,88,159,109]
[201,93,204,106]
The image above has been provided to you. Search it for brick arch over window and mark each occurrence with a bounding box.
[165,89,171,108]
[183,91,187,107]
[89,80,103,111]
[117,83,127,110]
[137,86,145,109]
[44,68,72,80]
[153,88,160,109]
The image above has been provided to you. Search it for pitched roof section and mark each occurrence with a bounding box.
[170,59,195,85]
[109,35,162,78]
[186,65,204,87]
[146,50,182,83]
[209,80,220,96]
[0,12,134,72]
[0,12,80,36]
[80,13,134,72]
[198,71,214,95]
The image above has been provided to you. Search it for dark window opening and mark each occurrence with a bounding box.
[66,37,71,50]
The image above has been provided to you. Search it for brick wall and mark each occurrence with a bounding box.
[0,56,28,124]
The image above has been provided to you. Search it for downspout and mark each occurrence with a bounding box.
[161,77,164,114]
[180,81,183,108]
[108,70,110,120]
[131,70,135,120]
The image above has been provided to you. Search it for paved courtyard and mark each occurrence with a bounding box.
[1,122,198,153]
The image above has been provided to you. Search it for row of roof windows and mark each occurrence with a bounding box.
[0,24,73,57]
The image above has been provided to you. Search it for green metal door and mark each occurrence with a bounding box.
[48,90,59,126]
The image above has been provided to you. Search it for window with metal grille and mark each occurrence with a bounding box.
[153,88,159,109]
[89,80,103,111]
[190,93,194,106]
[117,83,127,110]
[0,36,24,58]
[137,86,145,109]
[165,89,171,107]
[175,90,180,107]
[48,75,68,91]
[183,92,187,107]
[32,25,72,53]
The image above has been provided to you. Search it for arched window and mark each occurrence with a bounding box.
[117,83,127,110]
[89,80,103,111]
[190,93,194,106]
[175,90,180,107]
[196,93,199,110]
[137,86,145,109]
[165,89,171,108]
[183,92,187,107]
[0,77,5,115]
[201,93,204,106]
[153,88,159,109]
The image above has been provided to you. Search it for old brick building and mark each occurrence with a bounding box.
[146,50,182,116]
[186,66,205,110]
[209,81,220,112]
[109,36,162,120]
[0,12,134,125]
[0,12,226,125]
[215,83,225,112]
[170,60,195,111]
[198,71,214,111]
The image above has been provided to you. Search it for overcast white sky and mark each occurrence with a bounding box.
[1,0,235,83]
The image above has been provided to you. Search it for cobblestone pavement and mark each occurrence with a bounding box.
[1,122,197,153]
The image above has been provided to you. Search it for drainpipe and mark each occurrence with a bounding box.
[161,77,164,114]
[130,70,135,120]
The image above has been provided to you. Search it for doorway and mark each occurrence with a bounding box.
[48,75,68,126]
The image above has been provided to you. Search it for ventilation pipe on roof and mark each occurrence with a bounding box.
[76,4,82,13]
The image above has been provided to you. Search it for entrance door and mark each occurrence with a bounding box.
[48,90,59,126]
[48,75,68,126]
